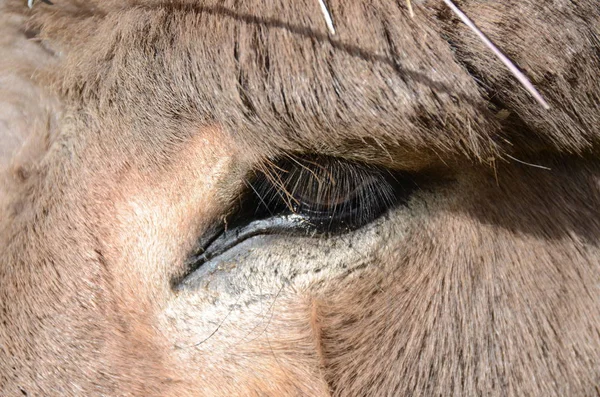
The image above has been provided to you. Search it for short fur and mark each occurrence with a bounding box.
[0,0,599,396]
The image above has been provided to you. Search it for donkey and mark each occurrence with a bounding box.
[1,0,599,395]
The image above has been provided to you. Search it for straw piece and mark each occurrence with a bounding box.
[406,0,415,18]
[317,0,336,35]
[442,0,550,110]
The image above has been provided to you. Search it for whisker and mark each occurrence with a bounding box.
[184,294,243,349]
[441,0,551,110]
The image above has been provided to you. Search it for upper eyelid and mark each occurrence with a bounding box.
[255,157,395,212]
[269,159,378,192]
[292,174,383,205]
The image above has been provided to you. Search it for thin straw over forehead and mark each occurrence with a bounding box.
[52,0,498,164]
[41,0,599,165]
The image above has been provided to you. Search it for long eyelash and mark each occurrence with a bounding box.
[252,156,402,229]
[257,161,298,210]
[243,178,275,217]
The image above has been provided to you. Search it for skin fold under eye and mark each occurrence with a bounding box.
[180,156,418,279]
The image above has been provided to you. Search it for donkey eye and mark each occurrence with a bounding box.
[183,156,417,276]
[244,156,415,233]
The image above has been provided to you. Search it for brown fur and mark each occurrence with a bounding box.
[1,0,599,395]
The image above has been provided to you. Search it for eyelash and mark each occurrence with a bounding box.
[241,156,415,234]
